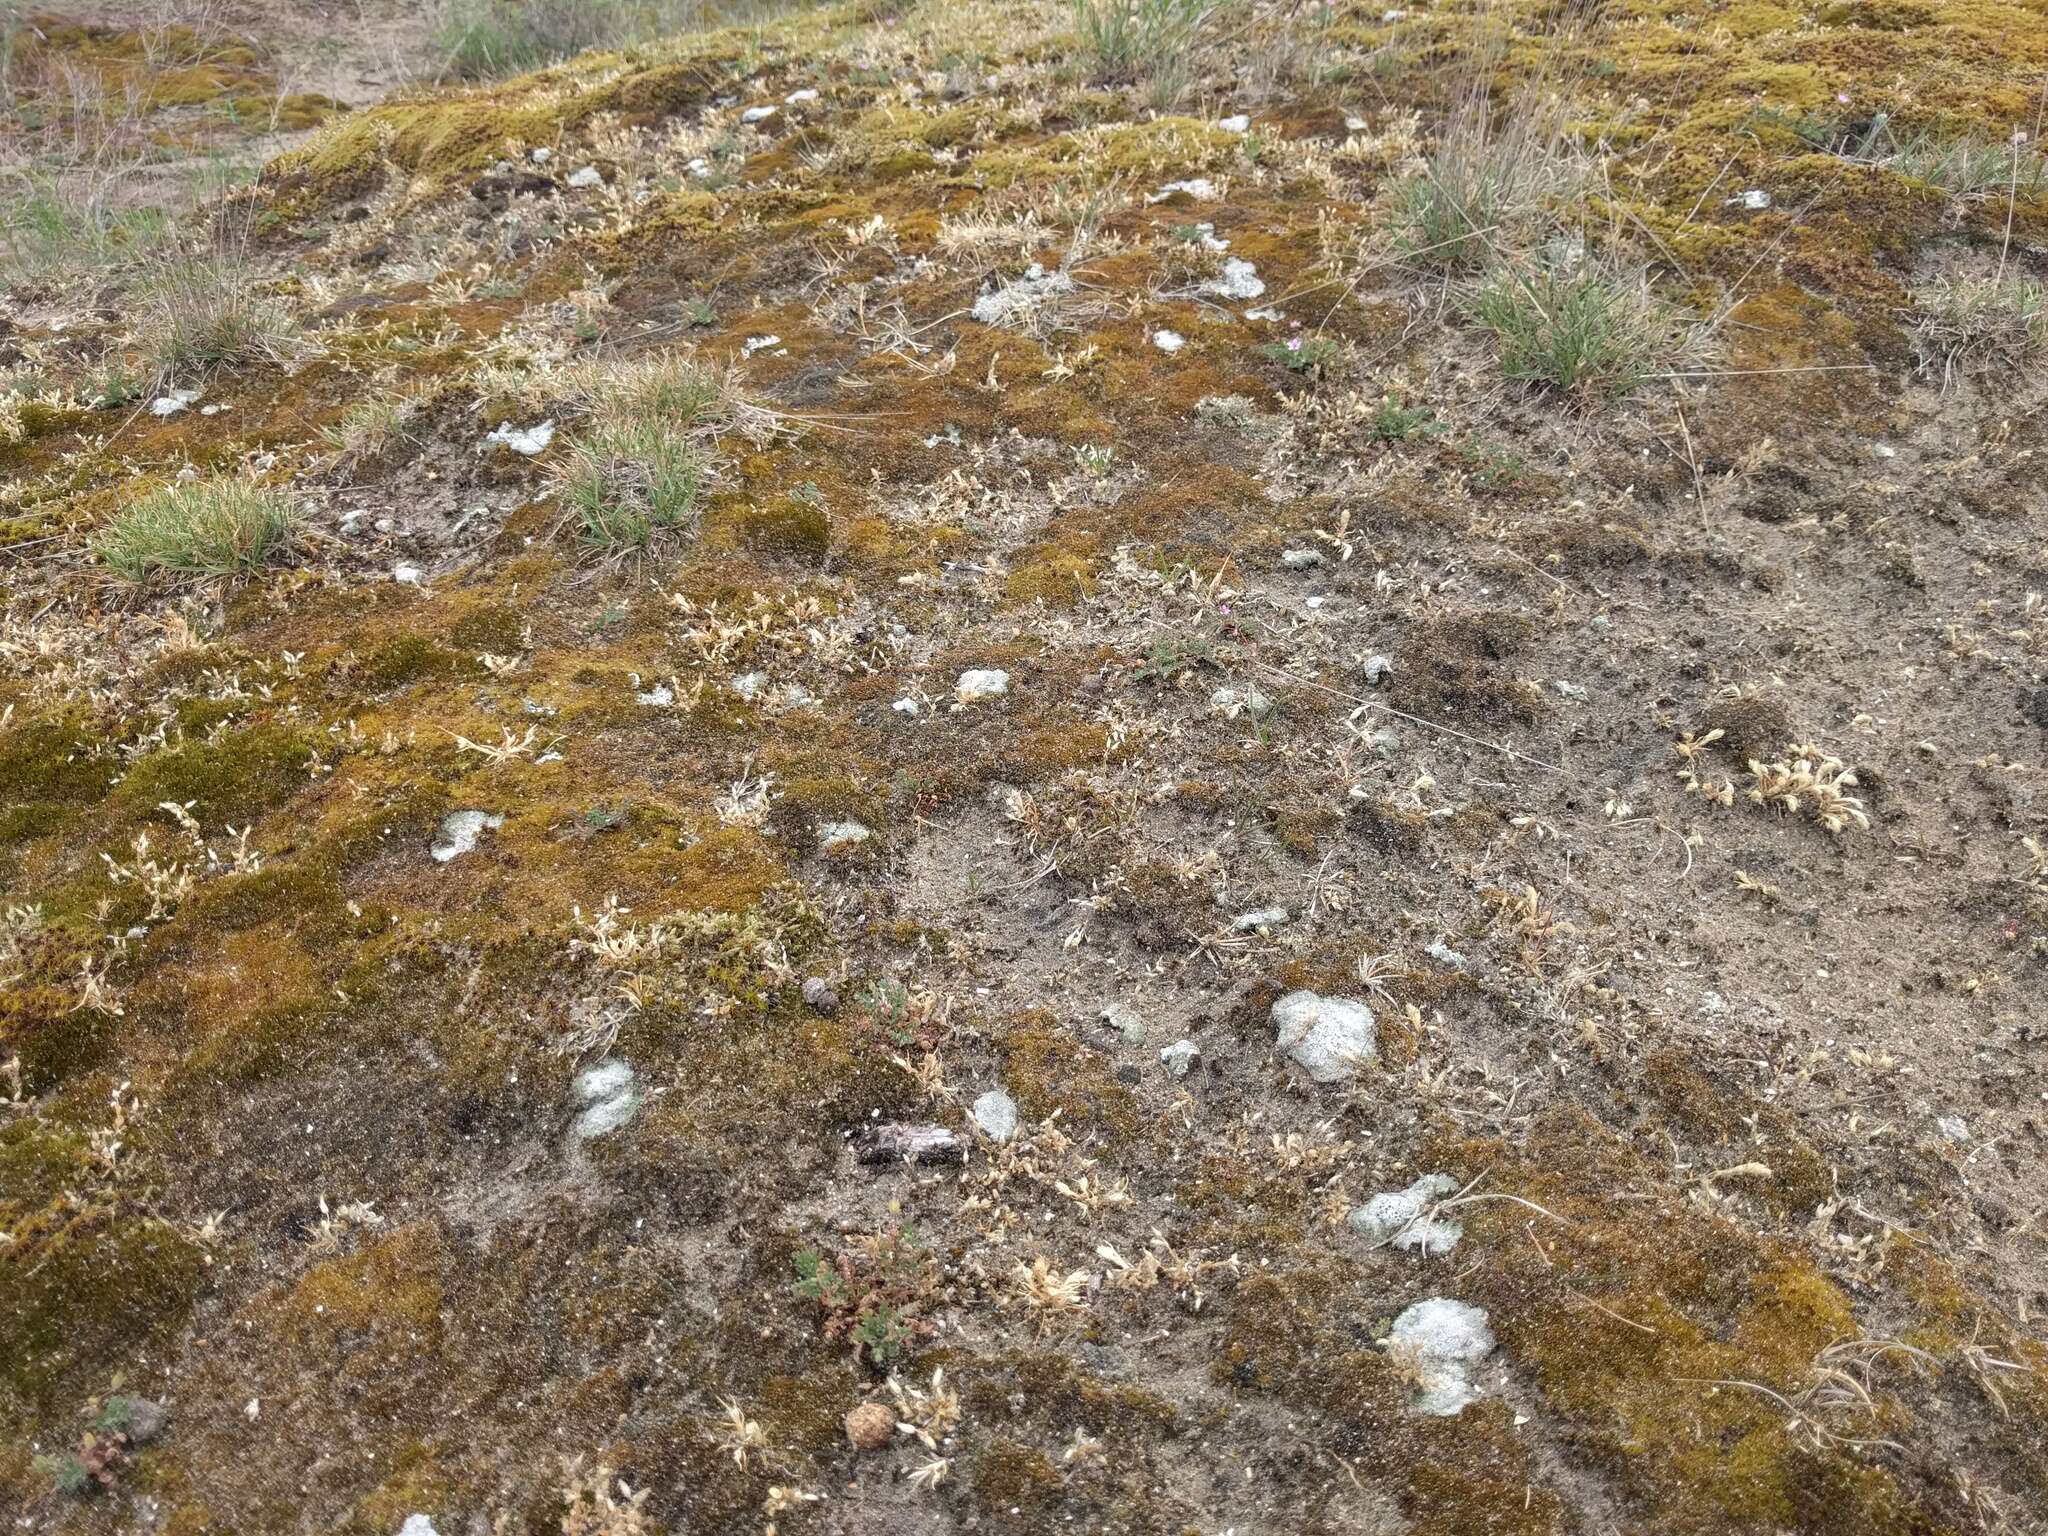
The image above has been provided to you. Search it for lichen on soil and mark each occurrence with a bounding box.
[4,0,2048,1531]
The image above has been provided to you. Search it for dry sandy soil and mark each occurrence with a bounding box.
[4,1,2048,1533]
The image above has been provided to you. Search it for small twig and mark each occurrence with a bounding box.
[1570,1288,1660,1335]
[1238,658,1569,776]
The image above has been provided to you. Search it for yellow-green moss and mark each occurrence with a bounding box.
[112,721,311,825]
[1,1202,205,1429]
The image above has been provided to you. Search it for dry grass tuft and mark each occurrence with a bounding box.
[1912,274,2047,386]
[137,242,300,383]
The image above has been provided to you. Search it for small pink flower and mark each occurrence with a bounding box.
[1286,336,1303,352]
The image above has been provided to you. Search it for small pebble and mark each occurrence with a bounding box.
[1152,329,1186,353]
[1362,654,1394,685]
[1147,178,1218,203]
[956,668,1010,702]
[1204,257,1265,300]
[802,977,840,1015]
[1280,547,1324,569]
[571,1059,641,1141]
[1348,1173,1462,1254]
[817,819,872,852]
[1272,990,1377,1083]
[567,165,603,188]
[1388,1298,1495,1415]
[1210,684,1273,719]
[1160,1039,1200,1078]
[844,1401,895,1450]
[1099,1003,1146,1047]
[430,810,503,863]
[484,419,554,455]
[971,1089,1018,1142]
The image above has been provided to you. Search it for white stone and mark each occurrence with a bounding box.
[1349,1173,1462,1254]
[742,105,778,124]
[817,819,871,852]
[892,697,920,716]
[971,1089,1018,1142]
[1281,547,1324,569]
[392,563,423,585]
[430,810,503,863]
[1099,1003,1145,1046]
[1147,177,1218,203]
[1160,1039,1200,1078]
[1217,114,1250,132]
[1234,906,1289,932]
[1736,188,1771,209]
[1210,684,1273,719]
[731,670,768,700]
[742,334,782,356]
[971,263,1074,328]
[567,165,603,188]
[529,146,551,162]
[786,88,820,103]
[1205,258,1265,300]
[1152,329,1186,353]
[572,1059,641,1141]
[398,1518,440,1536]
[1362,654,1394,684]
[637,683,674,706]
[485,419,554,455]
[150,388,199,417]
[574,1059,634,1103]
[956,668,1009,702]
[1388,1297,1495,1415]
[1272,990,1377,1082]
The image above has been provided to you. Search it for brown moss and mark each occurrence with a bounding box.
[995,1010,1138,1136]
[1429,1110,1950,1534]
[670,824,787,911]
[1387,610,1542,726]
[281,1224,447,1340]
[717,495,832,563]
[1700,693,1796,763]
[1639,1048,1836,1215]
[973,1436,1064,1524]
[1003,546,1097,608]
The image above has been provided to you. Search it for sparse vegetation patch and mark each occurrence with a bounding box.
[96,479,300,580]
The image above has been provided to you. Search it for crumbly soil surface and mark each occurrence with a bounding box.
[4,1,2048,1533]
